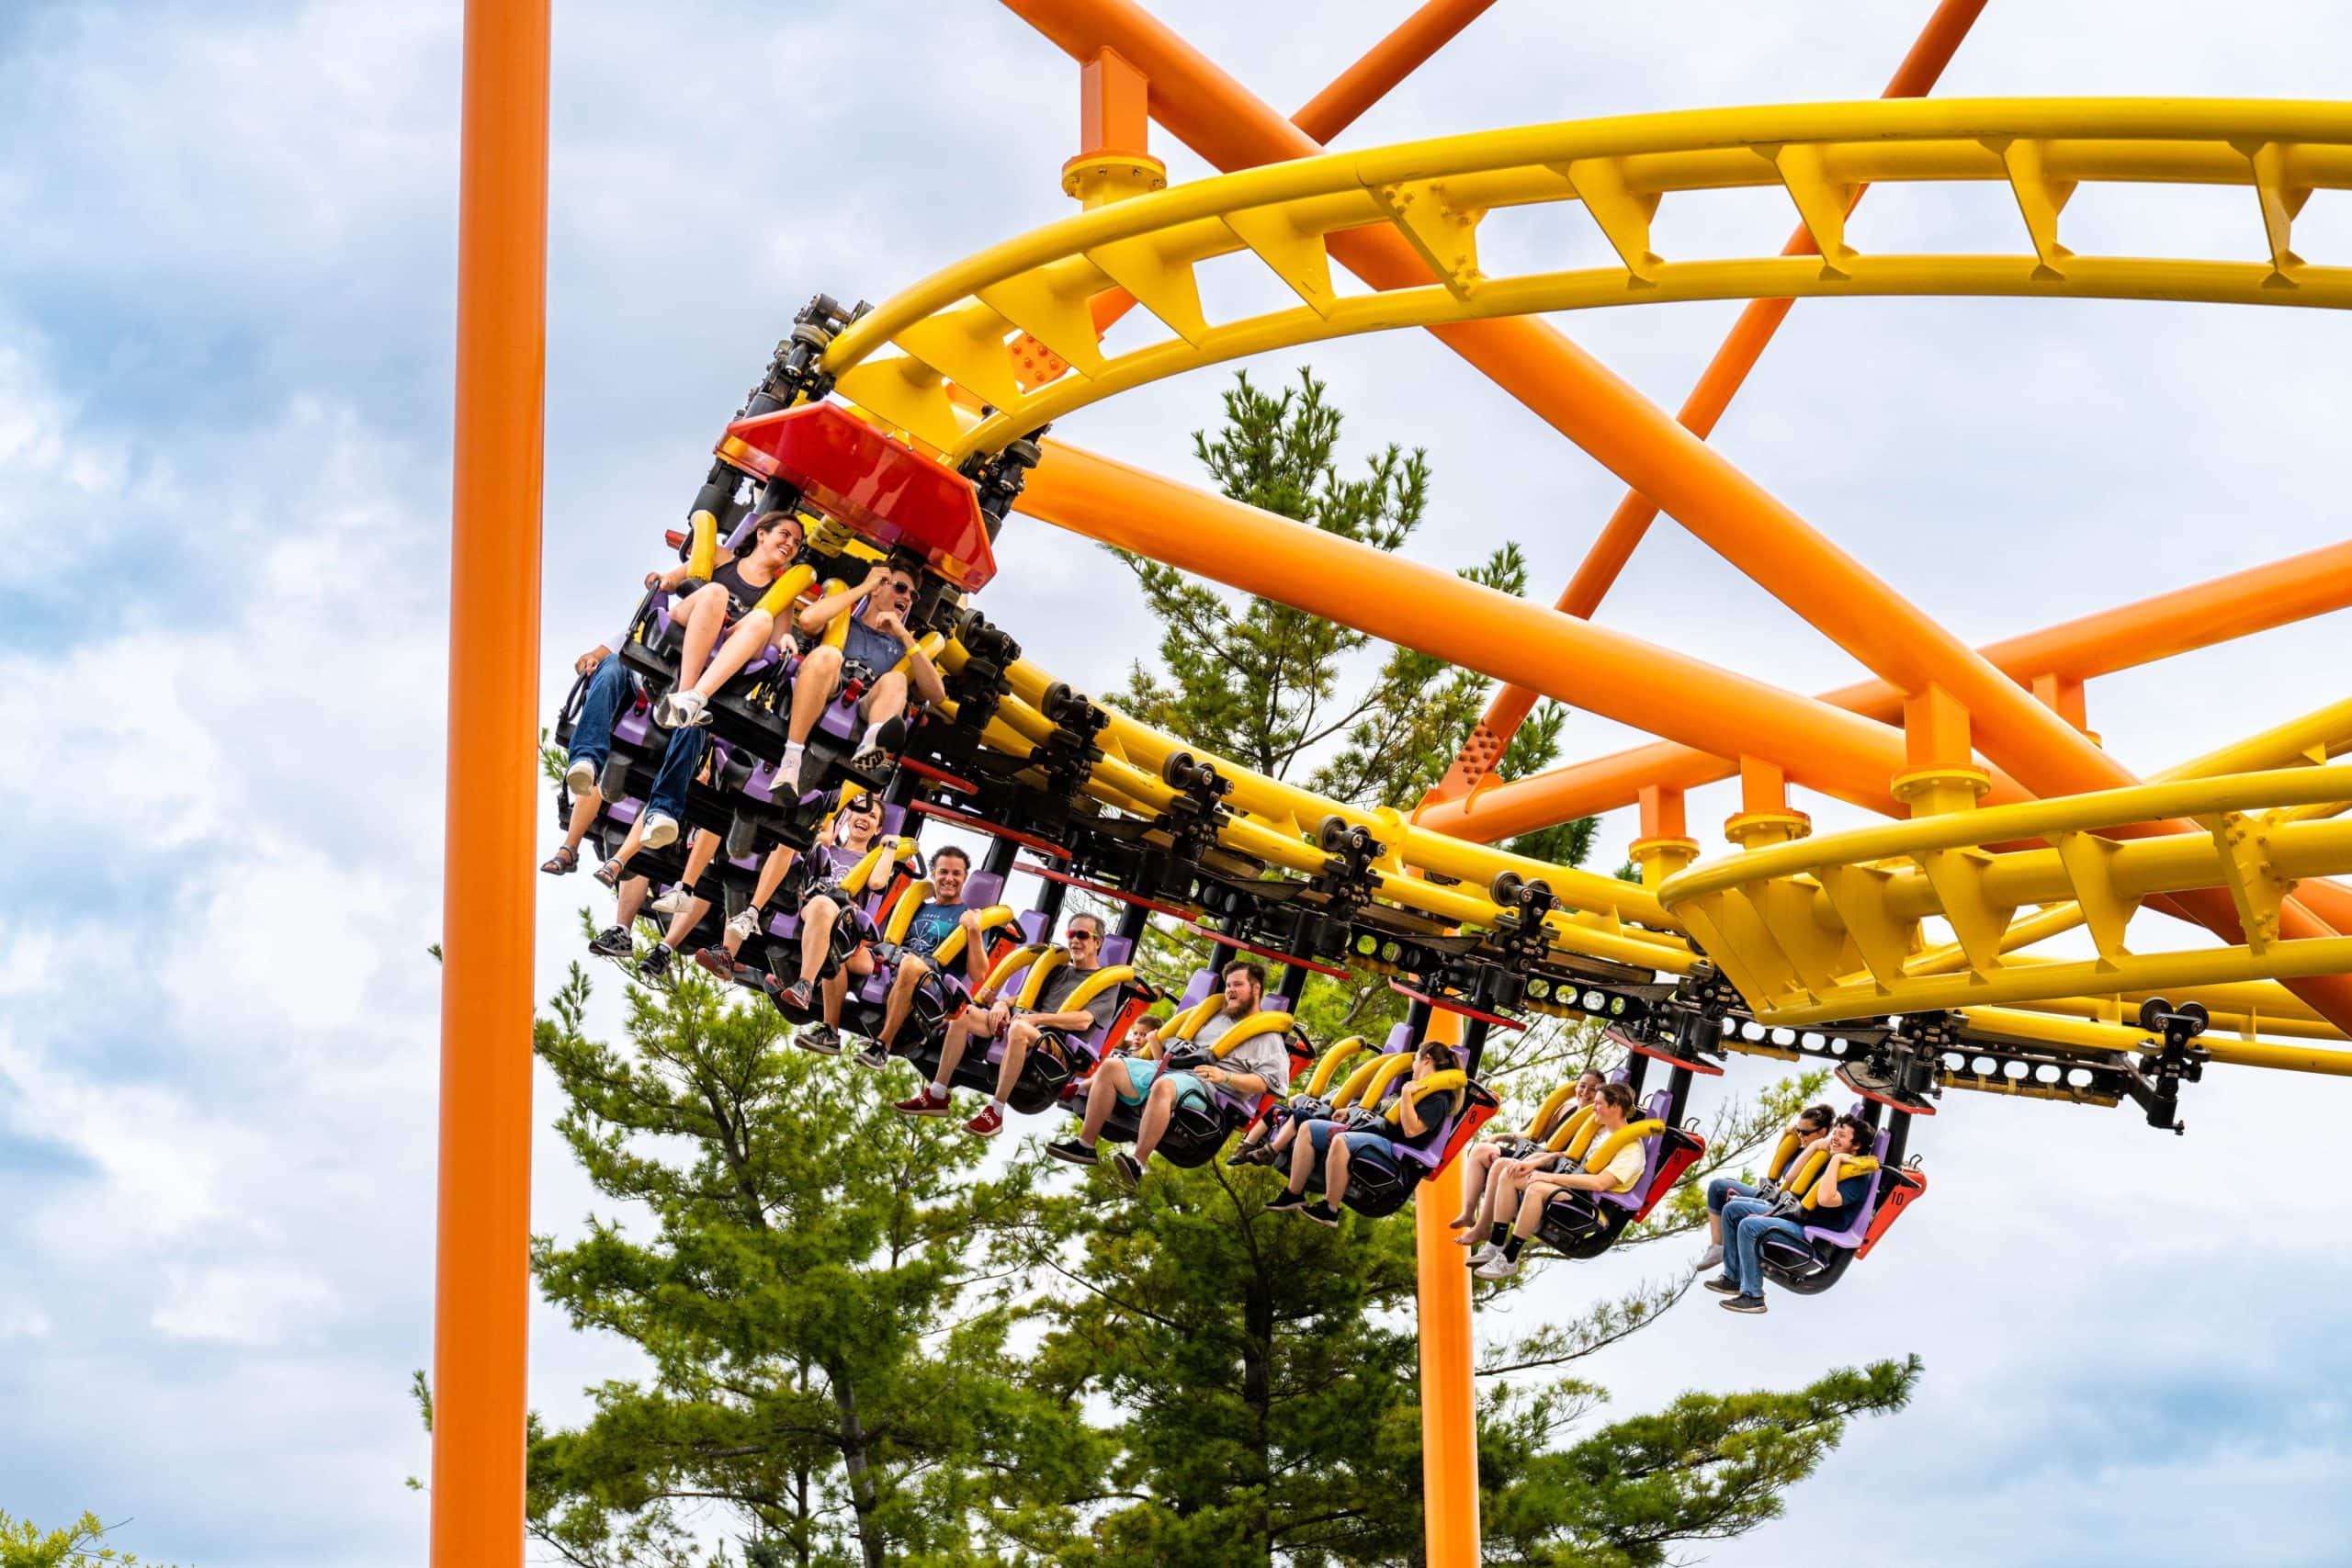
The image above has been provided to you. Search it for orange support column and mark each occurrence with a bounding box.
[1628,784,1700,888]
[1893,685,1992,817]
[1724,756,1811,852]
[431,4,549,1566]
[1413,1004,1478,1566]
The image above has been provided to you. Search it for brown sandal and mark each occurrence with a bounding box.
[541,845,579,875]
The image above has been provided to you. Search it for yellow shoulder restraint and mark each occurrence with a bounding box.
[978,942,1052,1001]
[1524,1080,1580,1141]
[1014,947,1069,1009]
[1582,1121,1667,1191]
[1304,1036,1369,1099]
[1386,1069,1468,1126]
[1798,1153,1882,1211]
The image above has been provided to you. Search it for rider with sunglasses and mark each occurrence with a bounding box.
[773,559,946,795]
[897,911,1110,1137]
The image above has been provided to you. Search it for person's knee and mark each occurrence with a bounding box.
[800,643,842,684]
[806,895,840,921]
[684,581,728,616]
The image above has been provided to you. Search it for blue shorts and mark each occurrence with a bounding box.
[1119,1059,1215,1111]
[1304,1120,1401,1173]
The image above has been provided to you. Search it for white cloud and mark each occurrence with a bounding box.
[153,1264,338,1347]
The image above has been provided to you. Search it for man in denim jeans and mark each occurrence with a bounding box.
[539,631,708,880]
[1709,1113,1876,1315]
[1697,1103,1833,1272]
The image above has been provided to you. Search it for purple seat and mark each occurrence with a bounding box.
[1801,1108,1889,1249]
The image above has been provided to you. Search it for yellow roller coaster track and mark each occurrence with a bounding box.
[817,96,2352,1060]
[821,98,2352,463]
[1657,770,2352,1027]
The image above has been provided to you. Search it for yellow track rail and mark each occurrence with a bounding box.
[1657,770,2352,1027]
[823,98,2352,462]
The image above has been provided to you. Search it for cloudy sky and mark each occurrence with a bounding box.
[4,1,2351,1563]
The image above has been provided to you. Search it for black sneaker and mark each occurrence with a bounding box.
[798,1024,842,1056]
[1302,1201,1344,1228]
[1108,1152,1144,1192]
[588,926,632,958]
[1720,1293,1769,1314]
[850,716,908,776]
[767,976,814,1014]
[853,1037,890,1070]
[637,942,674,982]
[1044,1137,1098,1167]
[1702,1275,1741,1295]
[1264,1190,1305,1213]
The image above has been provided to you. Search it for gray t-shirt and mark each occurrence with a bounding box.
[1190,1010,1289,1093]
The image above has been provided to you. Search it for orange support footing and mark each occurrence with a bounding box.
[431,4,549,1565]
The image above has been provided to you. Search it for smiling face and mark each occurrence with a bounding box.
[865,568,918,622]
[838,795,880,845]
[750,512,804,569]
[1829,1120,1864,1156]
[929,853,967,903]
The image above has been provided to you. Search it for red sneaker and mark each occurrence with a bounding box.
[963,1104,1004,1139]
[893,1087,953,1118]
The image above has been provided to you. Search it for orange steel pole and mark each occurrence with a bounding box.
[996,0,2127,827]
[1078,0,1498,343]
[1431,0,1987,802]
[431,3,549,1564]
[1291,0,1499,143]
[1412,1005,1477,1565]
[1020,441,1931,807]
[1425,536,2352,840]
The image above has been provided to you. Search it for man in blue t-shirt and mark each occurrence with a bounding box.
[1710,1112,1878,1314]
[772,560,948,795]
[858,845,989,1069]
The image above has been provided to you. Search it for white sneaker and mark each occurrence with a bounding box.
[1698,1243,1724,1271]
[726,906,761,942]
[563,757,597,795]
[1473,1253,1521,1281]
[1465,1243,1498,1268]
[652,883,695,917]
[773,748,804,795]
[656,689,707,728]
[640,811,680,851]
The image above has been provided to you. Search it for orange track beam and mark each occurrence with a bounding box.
[999,1,2120,807]
[1292,0,1499,143]
[431,3,549,1565]
[1432,0,1987,801]
[1425,537,2352,840]
[1020,441,1931,807]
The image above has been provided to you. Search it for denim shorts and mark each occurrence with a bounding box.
[1120,1059,1214,1111]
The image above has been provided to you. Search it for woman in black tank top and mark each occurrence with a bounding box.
[651,509,807,728]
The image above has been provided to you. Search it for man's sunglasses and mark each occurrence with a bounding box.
[1068,931,1102,943]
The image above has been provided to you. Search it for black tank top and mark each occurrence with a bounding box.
[712,557,773,614]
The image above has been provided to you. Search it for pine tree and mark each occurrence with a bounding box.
[514,955,1099,1567]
